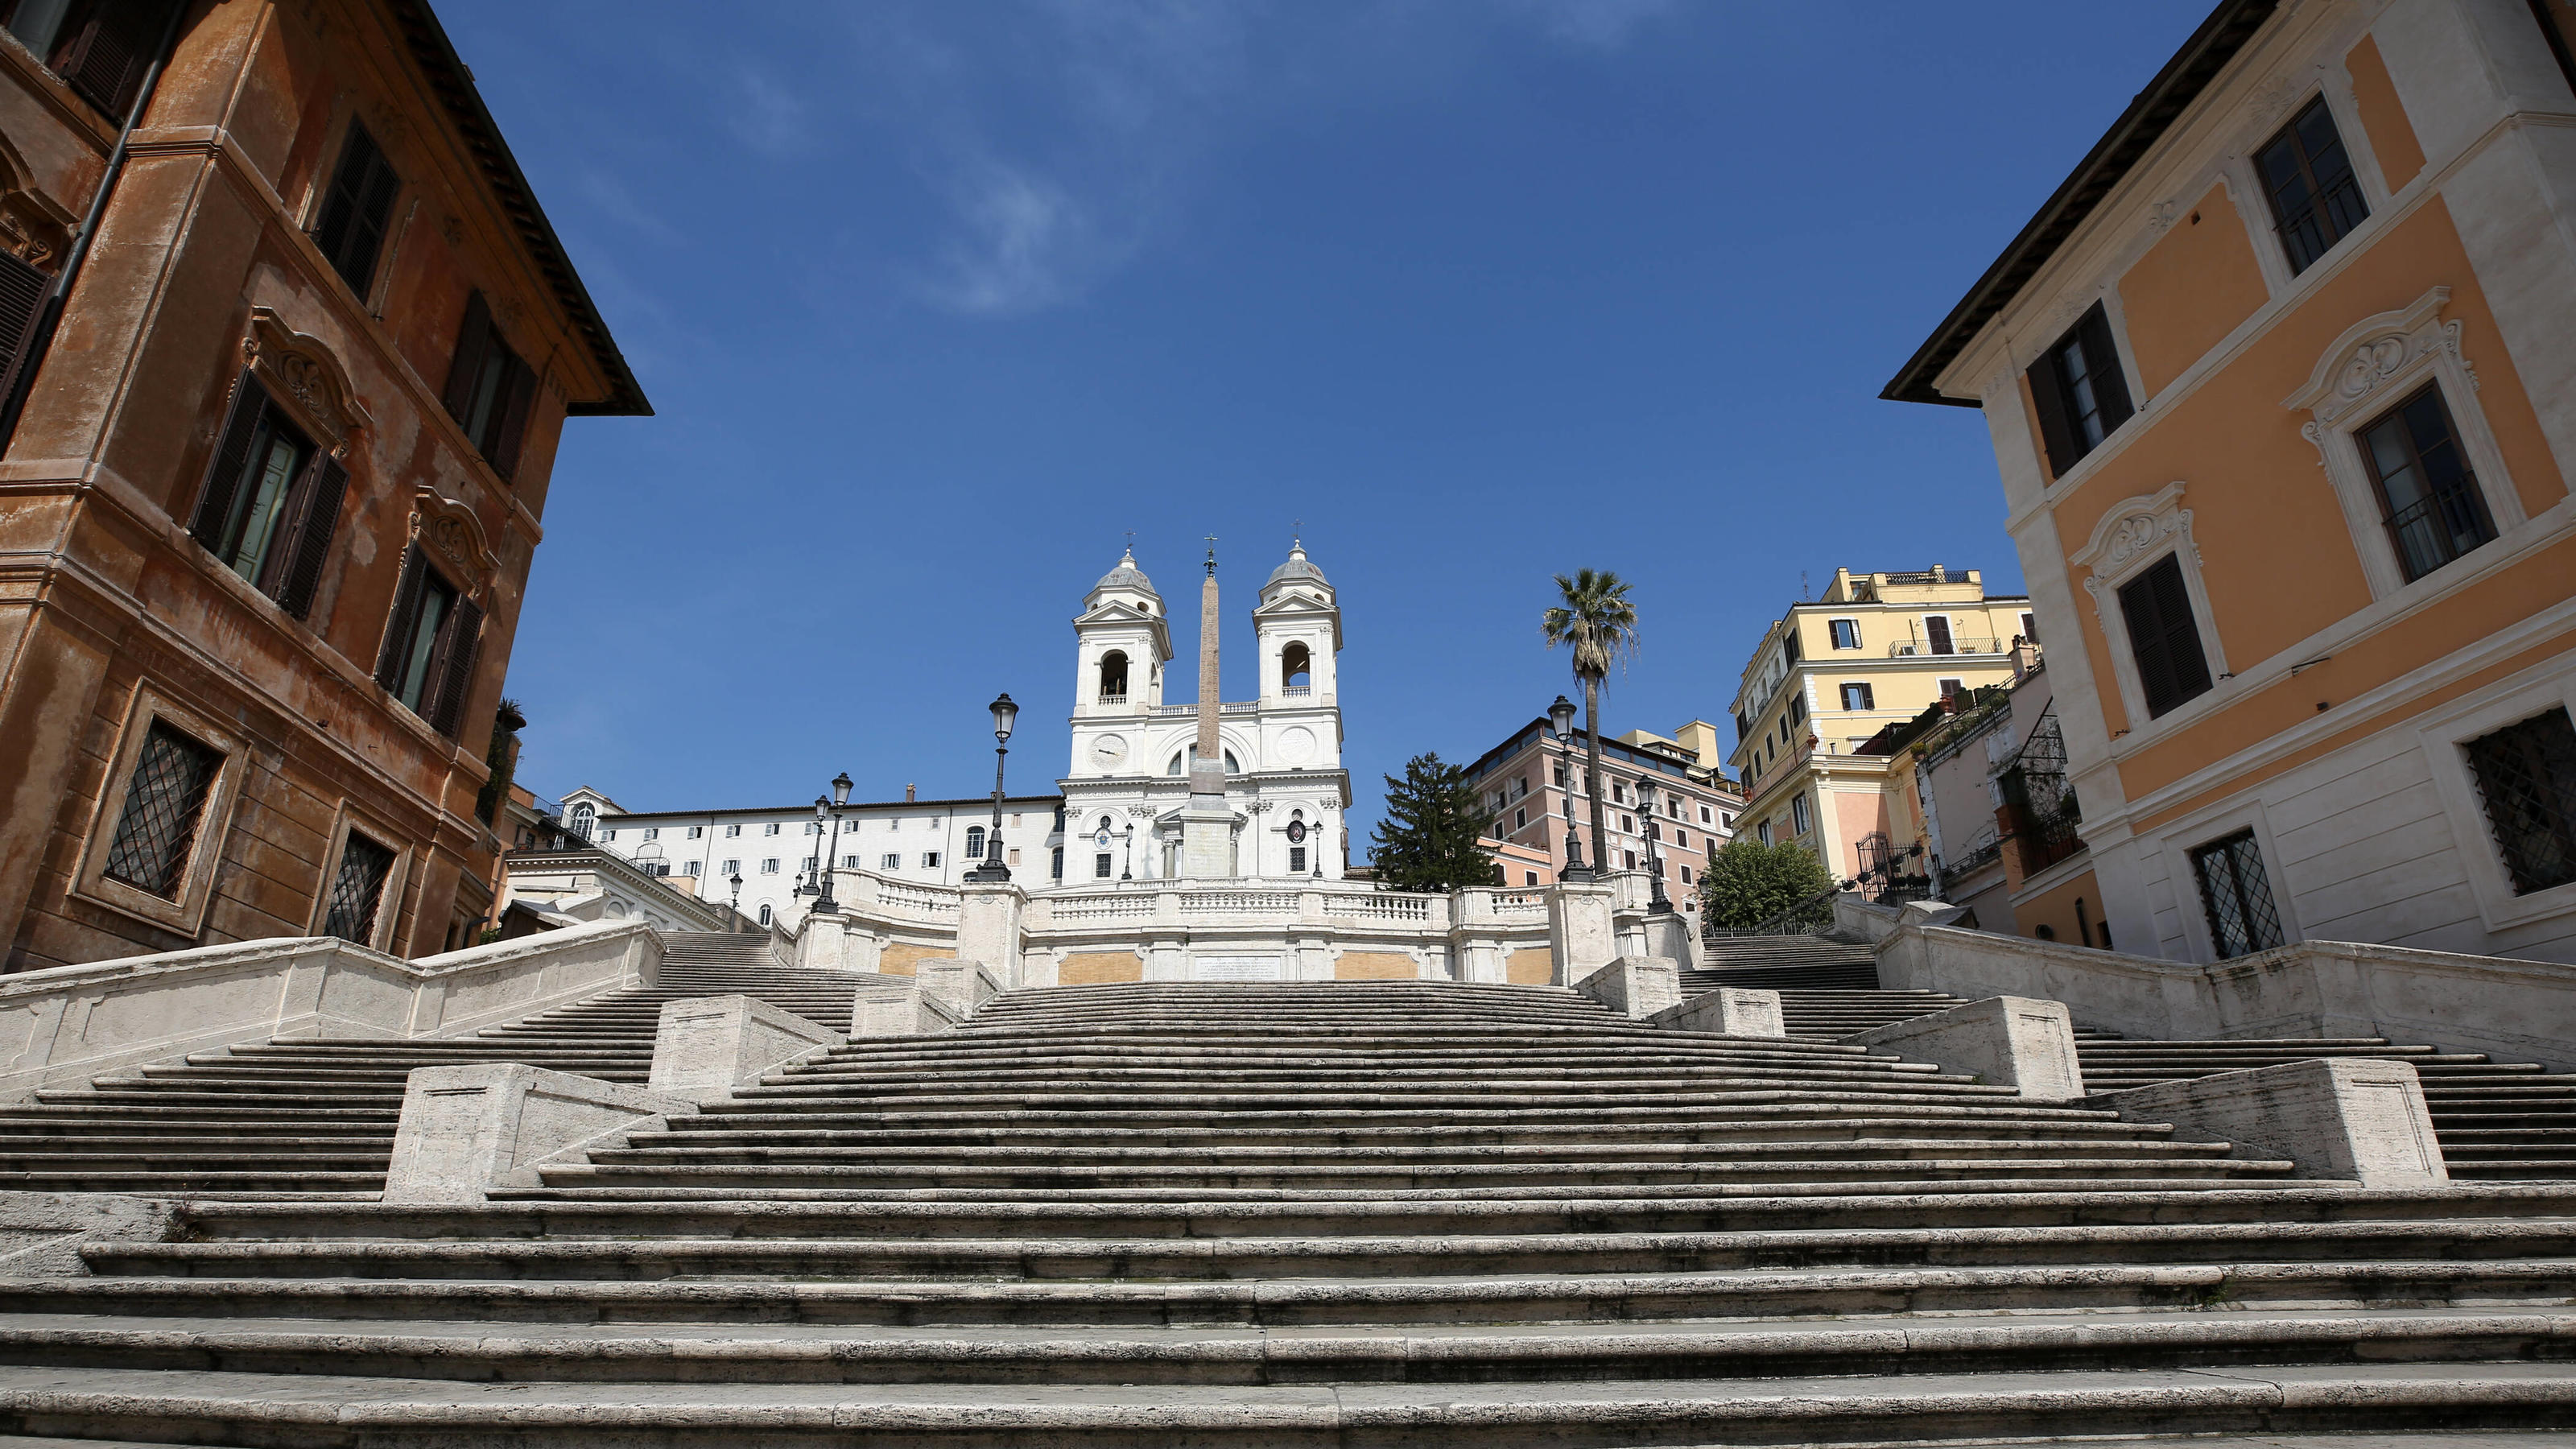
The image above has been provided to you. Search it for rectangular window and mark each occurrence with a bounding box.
[312,120,401,299]
[923,852,941,869]
[1094,852,1113,878]
[1757,820,1773,846]
[1289,845,1307,873]
[1680,865,1693,884]
[1721,814,1735,830]
[601,829,617,841]
[1791,794,1812,836]
[725,824,741,837]
[1840,683,1874,712]
[372,545,480,737]
[2361,384,2496,584]
[186,374,349,621]
[1829,618,1860,650]
[687,825,703,840]
[1525,870,1539,886]
[1789,695,1808,725]
[1514,807,1527,829]
[642,828,658,841]
[99,719,221,900]
[761,859,778,874]
[680,861,700,877]
[1925,617,1955,655]
[843,854,861,869]
[1624,850,1637,869]
[322,831,394,944]
[1700,806,1712,824]
[1008,848,1021,866]
[2257,97,2368,275]
[11,0,176,118]
[2025,303,2135,476]
[2462,707,2576,895]
[2021,611,2037,643]
[1620,815,1634,834]
[1674,830,1688,849]
[881,853,900,870]
[1051,847,1064,879]
[720,859,739,876]
[1938,678,1964,700]
[765,823,781,836]
[2190,828,2285,958]
[2117,554,2215,719]
[440,294,539,480]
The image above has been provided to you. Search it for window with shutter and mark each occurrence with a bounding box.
[2025,303,2134,477]
[440,291,539,480]
[184,372,346,620]
[373,544,481,738]
[312,121,400,299]
[0,249,48,407]
[2116,554,2215,719]
[13,0,177,118]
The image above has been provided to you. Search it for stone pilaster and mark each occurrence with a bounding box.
[956,881,1028,988]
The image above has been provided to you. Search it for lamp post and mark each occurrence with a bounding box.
[1638,778,1674,914]
[968,693,1018,882]
[1549,695,1591,882]
[812,773,851,914]
[728,871,744,931]
[1121,823,1134,881]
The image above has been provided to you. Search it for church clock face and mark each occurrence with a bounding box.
[1092,733,1128,767]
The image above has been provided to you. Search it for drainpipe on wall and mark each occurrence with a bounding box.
[0,2,190,452]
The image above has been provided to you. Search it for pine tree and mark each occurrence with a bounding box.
[1367,753,1498,892]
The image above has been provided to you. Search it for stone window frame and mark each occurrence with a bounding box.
[2285,286,2527,603]
[68,685,251,937]
[2413,660,2576,935]
[306,799,413,955]
[2143,795,2303,966]
[2070,481,2231,739]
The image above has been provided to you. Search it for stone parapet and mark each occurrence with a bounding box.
[647,995,841,1104]
[382,1063,693,1204]
[1843,995,2085,1102]
[2095,1058,2449,1189]
[1651,987,1785,1038]
[1574,956,1680,1019]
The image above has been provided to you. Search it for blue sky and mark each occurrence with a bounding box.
[452,1,2207,829]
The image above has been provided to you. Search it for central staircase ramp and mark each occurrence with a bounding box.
[2,978,2576,1442]
[0,932,891,1197]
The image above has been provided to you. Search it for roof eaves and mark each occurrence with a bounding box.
[385,1,651,417]
[1880,0,2279,408]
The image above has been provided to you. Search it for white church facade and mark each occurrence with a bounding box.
[1059,543,1352,883]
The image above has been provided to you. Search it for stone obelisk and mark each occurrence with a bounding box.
[1178,539,1233,877]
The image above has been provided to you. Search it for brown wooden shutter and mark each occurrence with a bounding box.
[490,357,537,481]
[313,122,398,295]
[2118,555,2212,718]
[0,250,48,407]
[2025,353,2078,478]
[374,543,427,692]
[426,594,484,738]
[187,372,271,550]
[60,0,173,118]
[2079,307,2136,434]
[440,291,491,424]
[273,454,349,621]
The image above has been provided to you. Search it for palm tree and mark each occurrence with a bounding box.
[1542,568,1638,885]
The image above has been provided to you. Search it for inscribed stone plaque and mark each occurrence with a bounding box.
[1194,955,1285,981]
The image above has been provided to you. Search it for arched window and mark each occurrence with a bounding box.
[1098,650,1129,703]
[1166,745,1241,775]
[568,803,594,839]
[757,903,772,927]
[965,825,985,860]
[1282,642,1311,693]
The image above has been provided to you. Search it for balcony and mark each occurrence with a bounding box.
[1283,685,1311,697]
[1096,693,1128,706]
[1888,636,2004,658]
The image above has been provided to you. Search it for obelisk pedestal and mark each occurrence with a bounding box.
[1179,544,1232,878]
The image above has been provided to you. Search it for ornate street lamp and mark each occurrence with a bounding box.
[1121,822,1134,881]
[728,870,745,931]
[968,693,1018,882]
[1549,695,1591,882]
[1637,777,1674,914]
[812,772,852,914]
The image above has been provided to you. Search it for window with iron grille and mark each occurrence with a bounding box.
[1290,846,1307,873]
[2118,554,2214,718]
[2360,384,2495,583]
[1094,852,1113,878]
[2190,828,2285,958]
[322,832,394,944]
[100,720,221,899]
[2462,707,2576,895]
[2257,97,2368,275]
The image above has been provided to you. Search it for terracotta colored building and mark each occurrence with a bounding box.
[0,0,645,971]
[1460,716,1744,895]
[1888,0,2576,963]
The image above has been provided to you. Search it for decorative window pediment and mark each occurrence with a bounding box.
[408,489,499,601]
[2283,287,2469,427]
[2070,481,2198,588]
[243,308,372,451]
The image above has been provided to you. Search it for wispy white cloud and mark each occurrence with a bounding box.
[1505,0,1685,52]
[726,64,808,157]
[919,162,1098,316]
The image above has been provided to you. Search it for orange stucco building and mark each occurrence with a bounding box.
[1889,0,2576,963]
[0,1,645,970]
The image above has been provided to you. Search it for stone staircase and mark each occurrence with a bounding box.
[0,932,879,1197]
[3,980,2576,1443]
[1694,931,2576,1183]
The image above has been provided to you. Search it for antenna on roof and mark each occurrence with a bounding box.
[1801,571,1810,601]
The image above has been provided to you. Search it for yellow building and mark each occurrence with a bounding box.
[1727,568,2034,891]
[1888,0,2576,963]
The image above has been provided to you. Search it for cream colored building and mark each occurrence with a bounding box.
[1727,568,2035,890]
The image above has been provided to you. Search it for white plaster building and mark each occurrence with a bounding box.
[1059,544,1354,882]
